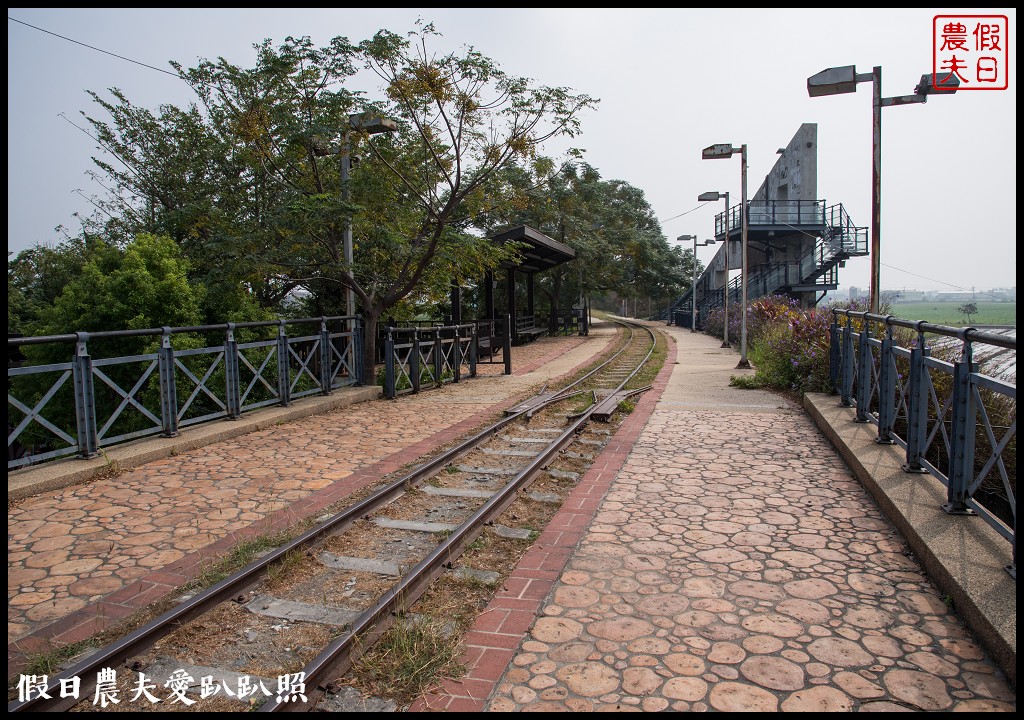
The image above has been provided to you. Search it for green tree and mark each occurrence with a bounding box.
[479,161,689,314]
[11,234,213,455]
[79,23,597,375]
[957,302,979,325]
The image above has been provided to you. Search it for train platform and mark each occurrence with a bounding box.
[7,325,618,670]
[413,322,1016,712]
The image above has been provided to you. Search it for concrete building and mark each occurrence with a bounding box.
[674,124,868,327]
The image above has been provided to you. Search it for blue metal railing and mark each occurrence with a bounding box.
[830,310,1016,578]
[671,202,866,325]
[383,320,511,399]
[715,199,827,237]
[8,316,362,470]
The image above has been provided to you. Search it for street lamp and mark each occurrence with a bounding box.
[315,112,399,318]
[697,191,730,347]
[701,142,750,369]
[691,237,716,332]
[807,65,958,314]
[342,113,398,318]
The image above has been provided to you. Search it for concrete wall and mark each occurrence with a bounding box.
[703,124,819,285]
[752,123,817,203]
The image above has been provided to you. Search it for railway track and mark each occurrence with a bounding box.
[10,318,659,713]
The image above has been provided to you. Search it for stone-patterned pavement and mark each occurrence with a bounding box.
[8,328,615,666]
[415,324,1016,712]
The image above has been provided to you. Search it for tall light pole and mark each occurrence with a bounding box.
[701,141,750,368]
[341,113,398,318]
[696,191,730,348]
[807,66,958,314]
[691,237,716,332]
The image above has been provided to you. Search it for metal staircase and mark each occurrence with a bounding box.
[664,202,866,324]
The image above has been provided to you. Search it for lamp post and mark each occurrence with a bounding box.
[340,113,398,318]
[701,142,750,369]
[697,191,730,347]
[807,66,958,314]
[691,237,716,332]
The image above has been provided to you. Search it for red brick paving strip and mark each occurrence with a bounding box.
[7,332,607,673]
[409,330,677,710]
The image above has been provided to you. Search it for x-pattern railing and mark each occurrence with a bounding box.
[237,341,280,411]
[287,335,324,399]
[383,322,491,400]
[7,363,78,468]
[175,347,228,427]
[8,316,362,470]
[92,355,162,444]
[831,310,1016,577]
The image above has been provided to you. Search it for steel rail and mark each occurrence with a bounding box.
[260,321,658,711]
[9,319,655,713]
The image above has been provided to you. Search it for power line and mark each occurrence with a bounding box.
[659,202,712,225]
[880,263,1009,301]
[8,15,181,78]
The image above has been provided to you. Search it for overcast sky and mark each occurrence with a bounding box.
[7,8,1017,295]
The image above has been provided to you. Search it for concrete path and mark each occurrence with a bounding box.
[8,326,616,670]
[415,322,1016,712]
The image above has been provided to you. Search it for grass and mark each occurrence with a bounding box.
[20,639,93,677]
[186,530,295,590]
[888,301,1015,327]
[349,614,465,705]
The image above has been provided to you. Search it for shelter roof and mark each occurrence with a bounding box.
[490,225,576,273]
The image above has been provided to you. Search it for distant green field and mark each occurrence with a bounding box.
[887,301,1016,327]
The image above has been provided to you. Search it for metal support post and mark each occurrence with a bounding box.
[71,332,99,458]
[384,329,395,399]
[829,314,841,395]
[276,320,291,406]
[453,327,462,384]
[875,322,895,443]
[318,318,332,395]
[503,314,513,376]
[353,317,364,386]
[224,323,242,418]
[433,328,443,387]
[158,328,179,437]
[854,319,872,423]
[902,327,930,473]
[943,340,977,515]
[411,331,421,393]
[840,317,854,407]
[469,324,478,377]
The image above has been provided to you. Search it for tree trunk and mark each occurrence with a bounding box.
[361,305,382,387]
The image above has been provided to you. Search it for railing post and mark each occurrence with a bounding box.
[224,323,242,419]
[434,328,443,387]
[276,320,291,406]
[943,338,977,515]
[384,328,395,399]
[840,315,854,407]
[354,316,365,386]
[411,330,421,394]
[318,317,332,395]
[71,332,99,458]
[158,328,179,437]
[829,312,841,395]
[469,323,478,378]
[503,314,513,376]
[875,320,895,444]
[453,326,462,384]
[902,325,930,473]
[854,316,871,423]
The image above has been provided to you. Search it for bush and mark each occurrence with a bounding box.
[723,295,879,396]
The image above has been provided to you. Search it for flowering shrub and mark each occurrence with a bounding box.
[716,295,885,395]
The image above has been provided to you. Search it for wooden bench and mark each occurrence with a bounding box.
[516,315,546,344]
